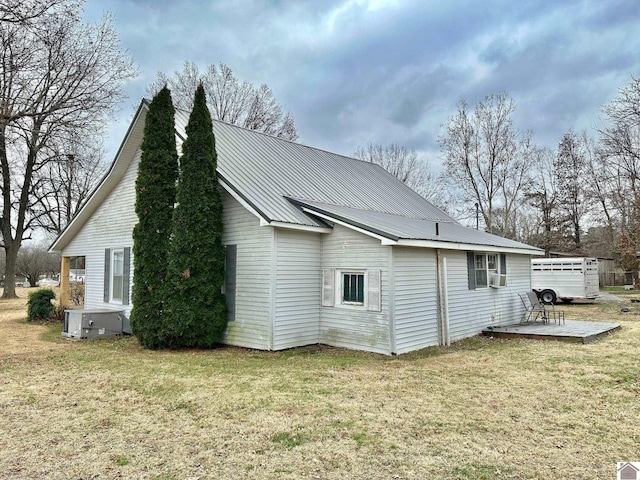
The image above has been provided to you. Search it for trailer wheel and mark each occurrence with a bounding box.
[540,289,557,304]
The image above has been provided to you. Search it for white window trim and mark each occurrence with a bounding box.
[473,252,506,289]
[322,268,381,312]
[110,248,124,304]
[335,269,368,310]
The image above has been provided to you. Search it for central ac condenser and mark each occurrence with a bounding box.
[62,309,126,339]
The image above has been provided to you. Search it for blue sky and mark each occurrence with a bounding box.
[83,0,640,169]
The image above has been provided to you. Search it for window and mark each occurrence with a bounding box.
[111,249,124,302]
[342,272,365,305]
[322,268,381,312]
[468,252,507,289]
[475,254,487,287]
[103,247,130,305]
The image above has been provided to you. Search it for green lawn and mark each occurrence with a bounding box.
[0,292,638,479]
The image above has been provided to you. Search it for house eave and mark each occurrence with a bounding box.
[299,207,398,245]
[265,220,332,234]
[395,239,544,255]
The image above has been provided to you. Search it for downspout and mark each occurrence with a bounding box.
[436,248,450,347]
[442,256,450,347]
[269,228,277,351]
[436,249,442,345]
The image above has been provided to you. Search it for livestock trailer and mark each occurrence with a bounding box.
[531,257,599,303]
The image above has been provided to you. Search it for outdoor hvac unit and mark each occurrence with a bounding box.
[62,309,126,339]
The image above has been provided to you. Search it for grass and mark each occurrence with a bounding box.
[0,288,639,478]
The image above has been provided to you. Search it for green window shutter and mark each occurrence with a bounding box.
[366,269,381,312]
[225,245,237,322]
[104,248,111,302]
[122,247,131,305]
[500,253,507,274]
[467,252,476,290]
[322,269,335,307]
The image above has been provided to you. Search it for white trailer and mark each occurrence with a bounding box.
[531,257,600,304]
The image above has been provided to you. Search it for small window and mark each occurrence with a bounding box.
[322,268,381,312]
[342,272,365,305]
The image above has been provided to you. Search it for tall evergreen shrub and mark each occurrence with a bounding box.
[164,84,227,348]
[130,87,178,349]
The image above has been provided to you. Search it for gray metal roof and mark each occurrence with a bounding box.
[52,101,541,254]
[174,109,456,228]
[288,198,541,251]
[174,108,541,253]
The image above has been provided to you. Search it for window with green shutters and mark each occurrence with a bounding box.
[104,247,130,305]
[112,249,124,302]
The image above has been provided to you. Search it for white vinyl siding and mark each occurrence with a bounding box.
[445,250,530,341]
[273,228,321,350]
[61,150,140,315]
[220,189,272,350]
[393,247,439,354]
[320,225,390,354]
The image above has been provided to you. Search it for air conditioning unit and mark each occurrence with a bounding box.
[62,309,126,339]
[489,273,507,288]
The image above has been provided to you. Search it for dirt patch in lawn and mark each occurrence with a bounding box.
[0,287,65,357]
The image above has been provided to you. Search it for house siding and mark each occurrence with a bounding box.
[320,225,391,354]
[61,153,273,350]
[443,250,530,341]
[273,228,321,350]
[61,150,140,315]
[220,189,272,350]
[393,247,439,354]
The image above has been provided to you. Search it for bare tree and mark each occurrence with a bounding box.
[0,1,136,298]
[524,146,565,255]
[439,92,532,238]
[597,74,640,284]
[0,0,73,24]
[31,135,108,235]
[148,61,298,141]
[582,132,615,241]
[353,143,440,201]
[16,243,60,287]
[554,130,592,251]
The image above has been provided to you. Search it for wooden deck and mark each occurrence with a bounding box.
[482,320,621,344]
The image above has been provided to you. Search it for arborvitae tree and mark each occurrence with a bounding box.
[164,84,227,348]
[130,87,179,349]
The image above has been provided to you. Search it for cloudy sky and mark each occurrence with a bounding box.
[83,0,640,169]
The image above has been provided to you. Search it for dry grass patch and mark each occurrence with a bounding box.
[0,294,638,479]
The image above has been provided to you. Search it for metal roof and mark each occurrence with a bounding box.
[288,198,542,253]
[51,100,542,255]
[174,109,456,227]
[176,108,540,253]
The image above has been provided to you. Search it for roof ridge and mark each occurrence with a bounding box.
[173,106,388,168]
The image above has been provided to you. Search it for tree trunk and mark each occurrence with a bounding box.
[3,244,19,298]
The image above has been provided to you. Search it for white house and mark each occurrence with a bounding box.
[50,100,542,355]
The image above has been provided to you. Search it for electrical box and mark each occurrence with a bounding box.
[62,309,126,339]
